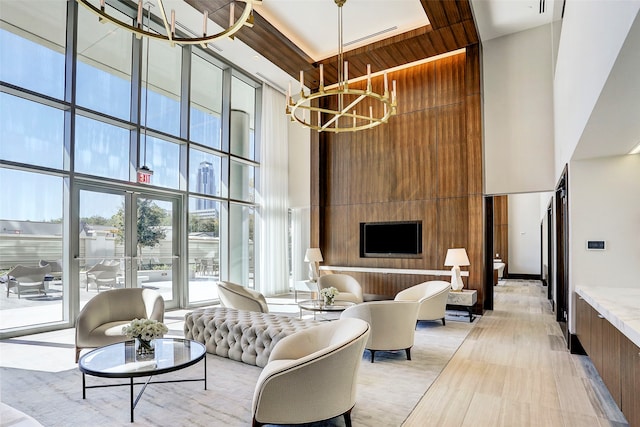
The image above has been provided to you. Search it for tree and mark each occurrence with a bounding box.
[189,214,219,235]
[113,199,167,268]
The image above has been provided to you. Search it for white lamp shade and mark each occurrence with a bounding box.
[304,248,323,263]
[444,248,470,267]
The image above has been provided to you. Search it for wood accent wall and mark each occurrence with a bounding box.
[493,195,509,277]
[311,46,485,311]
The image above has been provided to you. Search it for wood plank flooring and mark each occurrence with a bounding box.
[404,280,629,427]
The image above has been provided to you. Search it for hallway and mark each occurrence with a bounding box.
[404,280,628,427]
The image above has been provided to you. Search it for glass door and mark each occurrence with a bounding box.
[77,186,179,311]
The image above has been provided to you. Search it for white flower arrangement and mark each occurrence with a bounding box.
[122,318,168,342]
[320,286,339,300]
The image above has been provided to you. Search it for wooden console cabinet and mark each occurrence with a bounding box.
[576,294,639,426]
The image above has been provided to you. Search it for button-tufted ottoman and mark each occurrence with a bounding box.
[184,307,320,367]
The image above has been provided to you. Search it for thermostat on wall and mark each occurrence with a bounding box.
[586,240,606,250]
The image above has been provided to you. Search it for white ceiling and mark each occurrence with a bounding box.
[254,0,429,61]
[470,0,562,41]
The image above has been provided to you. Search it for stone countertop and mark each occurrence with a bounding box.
[575,286,640,348]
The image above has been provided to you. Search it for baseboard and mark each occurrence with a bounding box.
[506,273,541,281]
[569,333,586,355]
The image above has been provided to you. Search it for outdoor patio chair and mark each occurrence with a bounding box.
[5,264,52,298]
[85,261,121,292]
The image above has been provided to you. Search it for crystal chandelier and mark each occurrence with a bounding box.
[76,0,261,47]
[286,0,397,133]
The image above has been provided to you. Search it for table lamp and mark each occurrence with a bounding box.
[444,248,470,292]
[304,248,323,282]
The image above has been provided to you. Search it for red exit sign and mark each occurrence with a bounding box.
[137,168,153,184]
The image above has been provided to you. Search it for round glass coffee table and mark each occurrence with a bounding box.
[78,338,206,422]
[298,299,356,320]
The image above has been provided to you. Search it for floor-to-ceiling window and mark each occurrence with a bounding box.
[0,0,261,337]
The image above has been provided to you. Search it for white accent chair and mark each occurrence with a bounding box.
[317,273,363,304]
[217,281,269,313]
[5,264,51,298]
[75,288,164,362]
[394,280,451,326]
[251,318,370,427]
[341,300,419,362]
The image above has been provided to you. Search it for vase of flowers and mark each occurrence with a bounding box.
[320,286,339,306]
[122,318,168,360]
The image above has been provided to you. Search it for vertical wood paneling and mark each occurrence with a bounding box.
[465,44,481,96]
[436,104,467,198]
[388,109,437,201]
[437,197,469,265]
[435,54,465,107]
[312,49,484,301]
[494,195,509,267]
[466,94,483,194]
[467,195,485,310]
[392,63,436,114]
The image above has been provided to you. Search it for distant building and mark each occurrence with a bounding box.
[196,161,217,211]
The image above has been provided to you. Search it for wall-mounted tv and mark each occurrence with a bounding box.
[360,221,422,258]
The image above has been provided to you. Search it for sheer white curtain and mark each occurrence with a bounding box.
[258,84,289,296]
[291,207,310,282]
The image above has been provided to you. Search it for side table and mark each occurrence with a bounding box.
[294,280,318,302]
[446,290,477,322]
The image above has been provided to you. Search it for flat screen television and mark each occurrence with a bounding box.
[360,221,422,258]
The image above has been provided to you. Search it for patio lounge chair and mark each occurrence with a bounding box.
[5,264,52,298]
[85,261,121,292]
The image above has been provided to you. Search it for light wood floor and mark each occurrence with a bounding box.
[404,280,629,427]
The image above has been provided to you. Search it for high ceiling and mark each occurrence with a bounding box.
[185,0,478,90]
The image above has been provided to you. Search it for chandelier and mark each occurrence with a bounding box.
[76,0,261,47]
[286,0,397,133]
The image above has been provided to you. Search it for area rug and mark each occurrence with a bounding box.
[0,318,475,427]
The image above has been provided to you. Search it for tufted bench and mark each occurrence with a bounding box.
[184,307,320,367]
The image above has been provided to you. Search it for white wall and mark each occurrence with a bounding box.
[568,155,640,331]
[508,193,543,275]
[553,0,640,179]
[483,24,556,195]
[570,155,640,289]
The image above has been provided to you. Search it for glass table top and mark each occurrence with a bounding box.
[78,338,206,378]
[298,299,356,312]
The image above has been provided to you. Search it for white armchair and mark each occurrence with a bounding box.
[217,281,269,313]
[251,318,370,427]
[317,273,363,304]
[75,288,164,362]
[341,300,419,362]
[394,280,451,326]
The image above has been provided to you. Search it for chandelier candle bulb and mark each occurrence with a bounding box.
[369,105,373,119]
[367,64,371,90]
[344,61,349,84]
[229,3,235,27]
[99,0,105,9]
[203,10,208,35]
[137,1,143,27]
[353,110,356,127]
[318,110,321,126]
[384,72,388,93]
[392,80,397,103]
[171,10,175,36]
[319,64,324,90]
[299,70,304,93]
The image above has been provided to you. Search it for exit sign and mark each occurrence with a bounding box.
[137,167,153,184]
